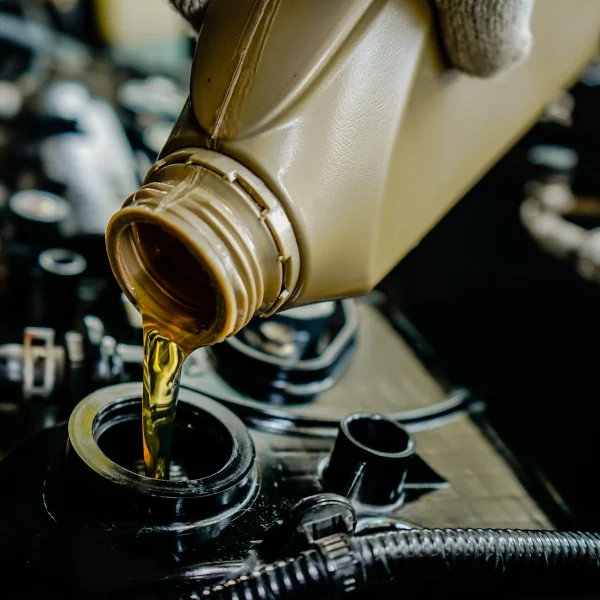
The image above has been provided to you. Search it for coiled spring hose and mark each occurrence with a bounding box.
[198,528,600,599]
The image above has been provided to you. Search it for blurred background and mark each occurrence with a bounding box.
[1,0,600,534]
[0,0,193,446]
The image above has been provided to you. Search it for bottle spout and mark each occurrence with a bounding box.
[106,149,300,352]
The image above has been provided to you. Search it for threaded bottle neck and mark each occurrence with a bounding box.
[106,150,299,353]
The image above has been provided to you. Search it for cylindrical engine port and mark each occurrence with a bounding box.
[55,383,257,533]
[323,413,415,508]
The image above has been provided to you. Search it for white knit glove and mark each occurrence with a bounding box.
[435,0,535,77]
[169,0,535,78]
[168,0,209,31]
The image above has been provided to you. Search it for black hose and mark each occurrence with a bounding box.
[357,528,600,578]
[202,551,329,599]
[197,528,600,599]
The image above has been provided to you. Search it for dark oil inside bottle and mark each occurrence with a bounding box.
[133,224,217,324]
[142,321,187,479]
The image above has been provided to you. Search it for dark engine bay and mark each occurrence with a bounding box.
[1,2,600,599]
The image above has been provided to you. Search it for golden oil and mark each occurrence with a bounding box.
[141,321,187,479]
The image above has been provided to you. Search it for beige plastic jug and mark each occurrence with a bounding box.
[106,0,600,353]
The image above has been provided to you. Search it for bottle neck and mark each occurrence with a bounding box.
[106,149,300,353]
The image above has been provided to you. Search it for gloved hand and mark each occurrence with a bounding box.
[168,0,535,78]
[168,0,209,31]
[435,0,535,77]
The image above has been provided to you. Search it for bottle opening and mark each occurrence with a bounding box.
[106,153,299,349]
[109,213,224,351]
[131,223,217,329]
